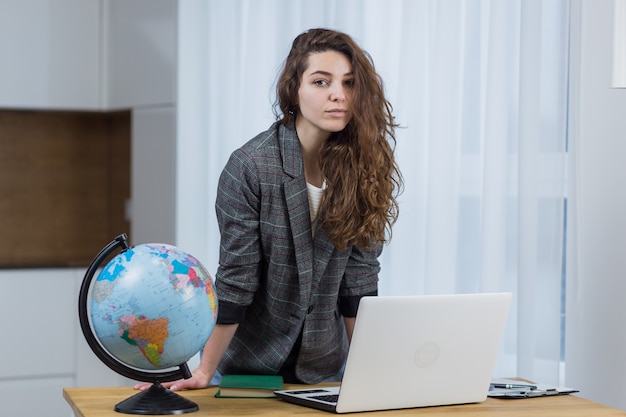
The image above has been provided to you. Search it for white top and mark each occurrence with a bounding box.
[306,180,326,236]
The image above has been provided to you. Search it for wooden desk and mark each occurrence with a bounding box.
[64,385,626,416]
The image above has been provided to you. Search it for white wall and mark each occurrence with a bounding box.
[131,106,177,245]
[565,0,626,411]
[109,0,179,247]
[174,0,215,270]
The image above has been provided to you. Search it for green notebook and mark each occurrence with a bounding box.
[215,374,284,398]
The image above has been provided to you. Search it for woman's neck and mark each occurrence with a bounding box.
[296,120,329,188]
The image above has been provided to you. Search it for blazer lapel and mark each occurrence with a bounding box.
[311,227,336,289]
[280,125,315,302]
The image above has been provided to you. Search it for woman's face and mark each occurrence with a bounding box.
[296,50,354,139]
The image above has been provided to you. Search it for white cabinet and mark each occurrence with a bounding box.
[0,268,130,417]
[0,0,177,110]
[105,0,177,109]
[0,2,178,416]
[0,0,101,109]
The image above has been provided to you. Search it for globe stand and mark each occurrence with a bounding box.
[114,382,198,415]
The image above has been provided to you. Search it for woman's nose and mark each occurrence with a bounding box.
[330,84,346,101]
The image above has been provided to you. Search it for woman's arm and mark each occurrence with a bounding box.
[339,244,381,345]
[344,317,356,343]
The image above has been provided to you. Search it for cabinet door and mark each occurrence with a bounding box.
[105,0,176,108]
[0,268,132,416]
[0,269,77,416]
[0,0,101,109]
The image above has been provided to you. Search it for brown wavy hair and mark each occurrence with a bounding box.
[275,28,403,250]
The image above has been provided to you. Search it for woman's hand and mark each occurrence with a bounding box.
[133,367,213,392]
[133,323,239,392]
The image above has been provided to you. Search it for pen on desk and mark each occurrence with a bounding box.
[491,383,537,390]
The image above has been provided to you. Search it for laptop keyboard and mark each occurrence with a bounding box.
[311,394,339,403]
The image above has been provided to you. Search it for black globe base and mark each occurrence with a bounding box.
[115,383,199,415]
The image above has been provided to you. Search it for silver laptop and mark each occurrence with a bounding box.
[275,292,512,413]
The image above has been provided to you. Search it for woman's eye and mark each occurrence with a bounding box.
[344,79,355,88]
[313,79,328,86]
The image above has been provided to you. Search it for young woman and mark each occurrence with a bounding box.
[136,27,402,391]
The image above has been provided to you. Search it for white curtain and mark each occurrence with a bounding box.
[177,0,570,385]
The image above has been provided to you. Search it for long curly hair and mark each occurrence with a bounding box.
[275,28,403,250]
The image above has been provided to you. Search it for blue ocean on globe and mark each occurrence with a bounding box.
[89,243,218,371]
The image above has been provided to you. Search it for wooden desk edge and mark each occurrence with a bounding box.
[63,385,626,417]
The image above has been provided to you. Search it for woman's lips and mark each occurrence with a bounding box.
[327,109,347,117]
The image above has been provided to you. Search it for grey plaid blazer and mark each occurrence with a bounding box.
[214,122,381,383]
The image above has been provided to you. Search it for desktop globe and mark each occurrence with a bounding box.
[78,234,218,415]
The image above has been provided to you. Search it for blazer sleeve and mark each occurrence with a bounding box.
[214,147,264,318]
[337,243,382,316]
